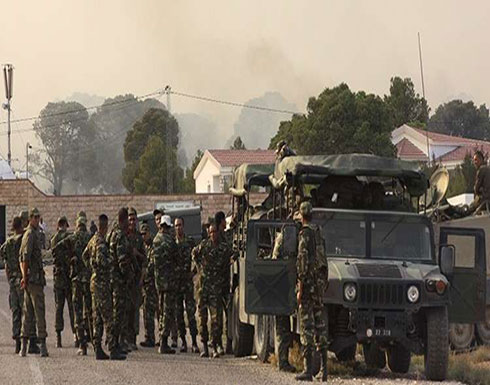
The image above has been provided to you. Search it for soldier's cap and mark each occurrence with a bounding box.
[76,216,87,226]
[77,210,87,218]
[11,216,22,230]
[128,207,137,216]
[153,208,163,216]
[57,216,69,227]
[160,215,173,227]
[299,201,312,217]
[19,210,29,221]
[30,207,41,217]
[140,223,150,233]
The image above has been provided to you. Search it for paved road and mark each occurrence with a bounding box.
[0,268,463,385]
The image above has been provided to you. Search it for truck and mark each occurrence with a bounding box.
[227,154,486,381]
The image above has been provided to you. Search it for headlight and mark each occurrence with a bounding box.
[344,283,357,302]
[407,285,420,303]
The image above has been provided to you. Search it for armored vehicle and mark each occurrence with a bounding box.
[228,154,486,381]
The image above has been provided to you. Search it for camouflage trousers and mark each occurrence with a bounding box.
[142,280,158,342]
[21,283,47,339]
[221,289,230,343]
[158,290,176,340]
[123,279,138,343]
[275,315,292,367]
[298,297,328,354]
[8,282,26,339]
[112,280,126,343]
[54,284,75,333]
[91,279,115,351]
[198,294,223,346]
[72,281,92,343]
[176,283,198,338]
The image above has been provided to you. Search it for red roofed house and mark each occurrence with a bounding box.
[193,149,276,193]
[392,124,490,169]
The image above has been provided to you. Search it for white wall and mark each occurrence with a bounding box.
[195,157,221,193]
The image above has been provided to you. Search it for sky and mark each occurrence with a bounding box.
[1,0,490,174]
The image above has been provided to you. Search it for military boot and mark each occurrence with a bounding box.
[95,344,109,360]
[120,339,131,353]
[56,331,62,348]
[158,338,176,354]
[140,338,155,348]
[315,349,328,382]
[295,351,313,382]
[74,334,79,348]
[212,344,220,359]
[180,337,188,353]
[191,335,200,354]
[110,350,127,361]
[15,337,21,354]
[200,341,209,358]
[279,361,296,373]
[217,344,224,357]
[225,338,233,355]
[39,338,49,357]
[77,337,88,356]
[28,337,40,354]
[19,338,28,357]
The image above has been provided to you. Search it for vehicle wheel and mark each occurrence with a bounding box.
[476,308,490,345]
[231,289,254,357]
[254,315,272,362]
[362,343,386,369]
[387,344,411,373]
[336,344,357,362]
[449,323,475,351]
[424,307,449,381]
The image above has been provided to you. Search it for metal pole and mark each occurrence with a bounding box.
[26,142,31,180]
[165,85,173,194]
[7,102,11,166]
[3,64,13,167]
[418,33,430,166]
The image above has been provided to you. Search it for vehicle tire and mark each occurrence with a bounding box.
[424,307,449,381]
[336,344,357,362]
[449,323,475,351]
[254,315,272,362]
[387,344,411,374]
[231,289,254,357]
[362,343,386,369]
[476,308,490,345]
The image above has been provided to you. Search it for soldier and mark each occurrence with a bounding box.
[174,217,199,353]
[51,216,75,349]
[469,150,490,212]
[192,222,233,358]
[140,223,158,347]
[52,214,92,355]
[19,208,48,357]
[295,202,328,382]
[1,216,25,353]
[152,215,178,354]
[84,214,125,360]
[108,208,132,356]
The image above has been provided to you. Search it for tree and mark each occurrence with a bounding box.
[446,166,467,198]
[428,100,490,140]
[182,150,204,193]
[231,136,246,150]
[461,153,477,193]
[269,83,396,157]
[32,101,96,195]
[122,108,181,193]
[385,76,429,127]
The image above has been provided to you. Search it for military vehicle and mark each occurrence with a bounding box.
[228,154,486,381]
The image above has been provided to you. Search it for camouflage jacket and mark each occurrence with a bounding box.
[1,233,23,286]
[128,229,146,280]
[50,230,71,288]
[192,238,233,298]
[143,241,154,284]
[152,230,178,292]
[83,232,112,285]
[107,224,131,283]
[53,229,92,283]
[297,223,326,298]
[175,235,196,288]
[20,225,45,286]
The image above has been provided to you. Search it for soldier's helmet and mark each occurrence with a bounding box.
[58,216,69,227]
[76,216,87,227]
[18,210,29,222]
[299,201,313,218]
[30,207,41,217]
[77,210,87,219]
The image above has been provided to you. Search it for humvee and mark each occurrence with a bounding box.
[228,154,486,381]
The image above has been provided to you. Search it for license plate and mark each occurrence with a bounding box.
[374,329,391,337]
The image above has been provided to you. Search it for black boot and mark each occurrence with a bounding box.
[158,338,175,354]
[39,338,49,357]
[28,337,40,354]
[15,337,21,354]
[56,331,62,348]
[74,334,79,348]
[95,344,109,360]
[110,350,127,361]
[316,349,328,382]
[191,335,200,354]
[140,338,155,348]
[180,337,188,353]
[200,341,209,358]
[77,337,88,356]
[279,361,296,373]
[295,351,313,381]
[225,338,233,355]
[19,337,28,357]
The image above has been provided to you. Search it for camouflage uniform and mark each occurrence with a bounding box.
[192,238,232,347]
[84,232,116,352]
[152,230,178,342]
[127,229,145,344]
[107,224,131,348]
[51,229,75,335]
[142,239,157,344]
[218,230,232,349]
[175,235,198,340]
[1,233,25,339]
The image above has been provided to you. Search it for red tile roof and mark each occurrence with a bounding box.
[208,149,276,167]
[437,143,490,162]
[396,138,427,159]
[412,127,476,144]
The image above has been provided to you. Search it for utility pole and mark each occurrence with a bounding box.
[3,64,13,167]
[164,85,173,194]
[26,142,32,180]
[418,33,430,166]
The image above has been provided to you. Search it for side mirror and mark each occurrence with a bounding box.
[282,226,298,258]
[440,245,455,277]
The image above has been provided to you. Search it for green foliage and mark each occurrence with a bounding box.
[269,84,396,157]
[385,76,429,127]
[429,99,490,140]
[182,150,204,193]
[447,166,467,198]
[461,153,477,193]
[122,108,182,193]
[231,136,246,150]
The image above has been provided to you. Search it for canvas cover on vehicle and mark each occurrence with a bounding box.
[229,163,275,197]
[270,154,428,196]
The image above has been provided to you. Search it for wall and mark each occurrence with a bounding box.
[195,156,221,194]
[0,179,266,239]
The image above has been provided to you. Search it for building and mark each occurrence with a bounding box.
[193,149,276,193]
[0,159,16,180]
[393,124,490,169]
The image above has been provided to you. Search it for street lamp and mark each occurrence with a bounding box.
[26,142,32,180]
